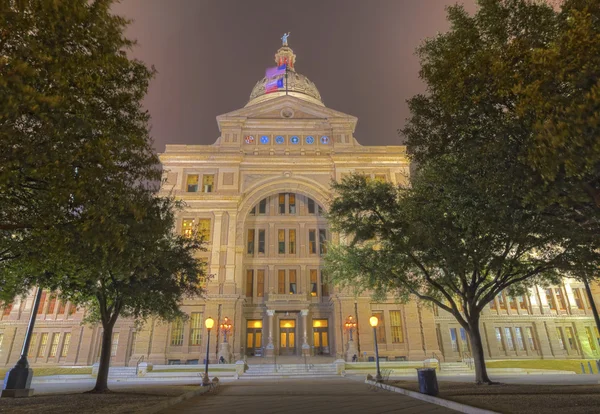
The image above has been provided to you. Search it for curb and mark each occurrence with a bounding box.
[364,380,499,414]
[136,386,211,414]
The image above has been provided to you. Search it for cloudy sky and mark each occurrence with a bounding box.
[112,0,478,152]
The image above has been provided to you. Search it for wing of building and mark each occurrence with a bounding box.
[1,43,600,369]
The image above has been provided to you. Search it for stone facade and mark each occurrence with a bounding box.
[1,43,599,368]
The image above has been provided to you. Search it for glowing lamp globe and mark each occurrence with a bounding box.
[205,316,215,330]
[369,316,379,328]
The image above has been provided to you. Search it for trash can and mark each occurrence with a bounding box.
[416,368,439,396]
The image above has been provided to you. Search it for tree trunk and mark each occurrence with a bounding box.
[90,321,115,393]
[466,317,493,384]
[583,276,600,337]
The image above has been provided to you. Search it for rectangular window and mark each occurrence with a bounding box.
[57,301,66,315]
[198,219,211,240]
[450,328,458,352]
[308,198,315,214]
[565,327,576,350]
[278,229,285,254]
[38,333,49,357]
[495,327,504,351]
[279,194,286,214]
[49,333,60,357]
[258,230,265,254]
[515,327,525,351]
[289,270,297,294]
[61,333,71,357]
[373,312,386,344]
[47,295,57,314]
[310,270,318,297]
[37,291,47,315]
[555,288,567,310]
[459,328,470,352]
[525,327,536,350]
[246,270,254,298]
[518,296,528,311]
[309,230,316,254]
[321,270,329,297]
[497,294,506,310]
[28,334,37,357]
[190,313,203,346]
[258,198,267,215]
[170,319,184,346]
[585,327,596,351]
[319,229,327,255]
[573,288,585,310]
[202,174,214,193]
[111,333,119,356]
[182,219,194,238]
[504,328,514,350]
[289,229,296,254]
[390,311,403,343]
[374,174,386,183]
[187,174,199,192]
[289,193,296,214]
[68,302,76,316]
[509,297,518,310]
[257,270,265,297]
[278,270,285,294]
[2,303,12,316]
[556,327,566,350]
[247,229,255,255]
[546,289,557,310]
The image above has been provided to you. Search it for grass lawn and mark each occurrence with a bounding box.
[486,359,598,374]
[0,367,92,379]
[389,380,600,414]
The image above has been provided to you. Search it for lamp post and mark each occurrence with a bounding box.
[344,315,357,341]
[345,315,358,362]
[369,316,382,382]
[218,316,232,363]
[220,317,232,343]
[202,316,214,386]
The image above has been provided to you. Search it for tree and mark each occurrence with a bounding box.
[33,190,207,393]
[0,0,158,296]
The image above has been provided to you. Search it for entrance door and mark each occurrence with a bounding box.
[313,319,330,355]
[246,320,263,356]
[279,320,296,355]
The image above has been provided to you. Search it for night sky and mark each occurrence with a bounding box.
[112,0,477,152]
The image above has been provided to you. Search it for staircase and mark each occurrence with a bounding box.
[439,362,474,375]
[243,363,338,378]
[108,367,137,378]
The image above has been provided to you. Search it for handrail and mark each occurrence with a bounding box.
[431,352,442,371]
[135,355,145,372]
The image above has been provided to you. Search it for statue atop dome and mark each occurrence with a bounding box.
[281,32,290,46]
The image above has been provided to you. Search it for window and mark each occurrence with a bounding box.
[450,328,458,351]
[289,193,296,214]
[373,312,385,344]
[190,313,203,346]
[555,327,566,350]
[310,270,318,297]
[278,230,285,254]
[47,295,56,314]
[258,198,267,215]
[321,270,329,297]
[37,291,47,315]
[309,230,316,254]
[504,328,514,350]
[289,270,297,294]
[246,270,254,297]
[247,229,255,255]
[555,288,567,310]
[111,333,119,356]
[61,333,71,357]
[459,328,470,352]
[546,289,556,310]
[515,327,525,351]
[390,311,403,343]
[585,327,596,351]
[182,219,194,238]
[49,333,60,357]
[257,270,265,297]
[278,270,285,294]
[198,219,211,240]
[495,327,504,351]
[518,296,528,311]
[2,303,12,316]
[374,174,386,183]
[289,229,296,254]
[509,297,518,310]
[68,302,76,316]
[202,175,214,193]
[308,198,315,214]
[278,194,285,214]
[38,333,49,357]
[525,327,536,350]
[28,334,37,357]
[319,229,327,255]
[573,288,585,310]
[258,230,265,254]
[187,174,199,192]
[497,293,506,310]
[565,327,576,350]
[170,319,184,346]
[57,301,66,315]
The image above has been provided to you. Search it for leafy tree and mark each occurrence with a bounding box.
[0,0,158,296]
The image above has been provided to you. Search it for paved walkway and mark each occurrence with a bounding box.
[161,378,457,413]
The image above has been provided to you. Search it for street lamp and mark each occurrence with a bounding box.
[220,317,232,343]
[202,316,214,386]
[369,316,382,382]
[344,315,357,341]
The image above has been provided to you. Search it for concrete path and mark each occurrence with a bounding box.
[161,378,458,413]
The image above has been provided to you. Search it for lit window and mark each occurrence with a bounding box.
[515,327,525,351]
[197,218,211,240]
[374,174,386,183]
[278,270,285,294]
[190,313,203,346]
[289,193,296,214]
[170,319,184,346]
[111,333,119,356]
[278,229,285,254]
[38,333,49,357]
[278,194,285,214]
[28,334,37,357]
[247,229,255,255]
[182,219,194,238]
[202,175,214,193]
[390,311,403,343]
[309,230,316,254]
[310,270,318,297]
[289,229,296,254]
[289,270,297,294]
[187,175,199,192]
[258,230,265,254]
[61,333,71,357]
[257,270,265,297]
[49,333,60,357]
[246,270,254,298]
[319,229,327,255]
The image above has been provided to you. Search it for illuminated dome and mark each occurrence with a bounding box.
[246,44,324,107]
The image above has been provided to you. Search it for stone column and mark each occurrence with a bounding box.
[301,309,310,356]
[209,212,224,283]
[265,310,275,357]
[536,286,551,314]
[563,282,580,315]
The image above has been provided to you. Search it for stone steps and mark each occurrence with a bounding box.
[244,363,338,377]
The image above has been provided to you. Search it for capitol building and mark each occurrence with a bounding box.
[1,42,599,369]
